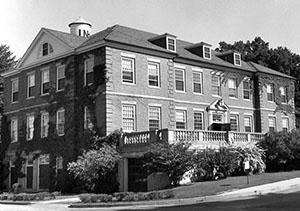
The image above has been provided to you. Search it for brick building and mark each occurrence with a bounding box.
[1,18,295,192]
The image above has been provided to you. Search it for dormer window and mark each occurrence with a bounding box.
[41,42,53,57]
[203,46,211,60]
[234,53,241,66]
[167,37,176,52]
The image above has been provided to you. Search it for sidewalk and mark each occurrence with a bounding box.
[69,177,300,209]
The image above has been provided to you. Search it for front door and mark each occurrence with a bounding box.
[26,166,33,189]
[39,164,50,189]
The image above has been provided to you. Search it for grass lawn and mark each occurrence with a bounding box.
[172,170,300,199]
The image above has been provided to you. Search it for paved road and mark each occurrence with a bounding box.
[1,192,300,211]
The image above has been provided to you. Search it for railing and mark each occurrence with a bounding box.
[120,129,265,153]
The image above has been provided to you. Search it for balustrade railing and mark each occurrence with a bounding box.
[120,129,265,152]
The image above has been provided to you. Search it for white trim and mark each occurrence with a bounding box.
[56,64,65,91]
[174,67,186,92]
[121,56,135,85]
[121,52,136,58]
[41,67,50,95]
[192,67,203,72]
[268,114,276,117]
[175,106,187,110]
[27,72,35,99]
[261,108,275,112]
[4,103,50,115]
[174,63,186,69]
[166,36,176,52]
[233,52,242,66]
[149,103,162,107]
[122,104,136,132]
[11,77,19,103]
[230,111,239,115]
[121,101,137,105]
[193,108,205,111]
[40,111,49,138]
[56,108,65,136]
[148,105,161,130]
[203,45,211,60]
[244,113,254,116]
[147,57,160,63]
[84,57,94,86]
[147,61,160,88]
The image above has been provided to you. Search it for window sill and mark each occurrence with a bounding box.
[229,97,239,100]
[41,93,50,96]
[122,82,136,86]
[212,95,221,98]
[193,92,203,96]
[148,85,161,89]
[175,90,186,94]
[56,89,64,92]
[26,96,35,100]
[11,101,18,104]
[243,98,251,101]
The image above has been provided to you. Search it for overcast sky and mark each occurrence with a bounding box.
[1,0,300,59]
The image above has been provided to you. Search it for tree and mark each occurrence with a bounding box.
[0,44,16,72]
[216,37,300,127]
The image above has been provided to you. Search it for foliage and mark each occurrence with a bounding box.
[216,37,300,124]
[78,190,174,203]
[67,139,121,193]
[191,146,265,182]
[0,44,16,72]
[143,141,195,186]
[0,191,60,201]
[0,116,11,190]
[259,130,300,172]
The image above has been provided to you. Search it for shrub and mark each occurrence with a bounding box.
[259,130,300,171]
[191,145,265,182]
[143,141,195,186]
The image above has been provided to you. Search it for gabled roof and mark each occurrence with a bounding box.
[44,28,87,48]
[249,62,294,79]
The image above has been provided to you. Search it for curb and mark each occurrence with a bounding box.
[0,200,32,205]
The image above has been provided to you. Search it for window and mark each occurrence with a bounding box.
[56,156,63,170]
[41,69,50,95]
[243,79,250,100]
[41,43,53,56]
[234,53,241,66]
[244,116,253,132]
[228,78,238,98]
[203,46,211,59]
[41,112,49,138]
[282,118,289,132]
[267,84,274,102]
[212,113,223,123]
[11,118,18,142]
[230,115,239,131]
[176,110,186,129]
[27,73,35,98]
[84,106,93,130]
[193,71,203,94]
[56,109,65,136]
[268,117,276,132]
[122,57,135,84]
[57,65,65,91]
[167,37,176,51]
[175,68,185,92]
[194,111,204,130]
[280,87,288,103]
[148,62,160,87]
[26,114,34,140]
[211,74,221,96]
[84,58,94,86]
[11,78,19,102]
[149,106,161,131]
[122,105,135,132]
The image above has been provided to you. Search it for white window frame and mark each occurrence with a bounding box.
[41,68,50,95]
[148,106,161,131]
[41,42,53,57]
[203,46,211,60]
[10,118,18,143]
[122,104,136,132]
[193,70,203,94]
[175,109,187,130]
[84,58,94,86]
[234,53,241,66]
[11,78,19,103]
[266,84,274,102]
[243,78,251,100]
[268,116,276,132]
[27,73,35,99]
[56,108,65,136]
[174,68,185,92]
[194,111,204,130]
[280,86,288,104]
[121,57,135,84]
[244,115,253,132]
[228,78,238,99]
[56,65,65,91]
[166,37,176,52]
[41,112,49,138]
[230,114,239,131]
[211,74,221,97]
[26,114,35,141]
[282,117,289,132]
[148,61,160,88]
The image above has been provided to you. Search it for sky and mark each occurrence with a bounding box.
[1,0,300,59]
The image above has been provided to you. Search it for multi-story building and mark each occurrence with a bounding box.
[1,18,295,192]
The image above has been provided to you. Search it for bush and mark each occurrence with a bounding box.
[0,192,58,201]
[191,145,265,182]
[259,130,300,172]
[143,141,195,186]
